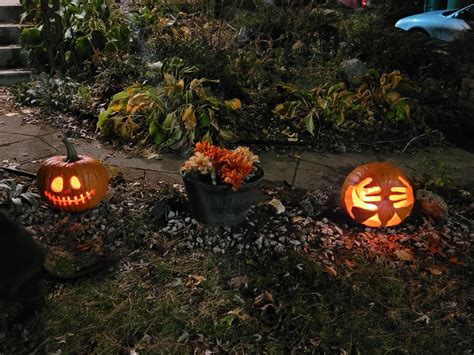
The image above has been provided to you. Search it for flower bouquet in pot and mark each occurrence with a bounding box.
[180,142,263,226]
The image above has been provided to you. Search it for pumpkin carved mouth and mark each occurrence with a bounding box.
[44,189,96,207]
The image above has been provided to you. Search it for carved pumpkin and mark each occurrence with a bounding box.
[37,138,109,212]
[341,162,414,227]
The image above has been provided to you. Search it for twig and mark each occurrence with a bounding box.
[0,166,37,179]
[291,155,301,186]
[399,133,429,154]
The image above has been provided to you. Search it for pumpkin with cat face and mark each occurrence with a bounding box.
[341,162,414,227]
[37,138,108,212]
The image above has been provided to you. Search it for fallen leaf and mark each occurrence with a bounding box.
[325,266,337,276]
[414,314,430,324]
[426,266,443,276]
[449,256,458,264]
[255,290,274,305]
[292,216,305,223]
[394,249,413,261]
[185,274,206,288]
[228,275,248,288]
[268,198,285,214]
[227,307,251,321]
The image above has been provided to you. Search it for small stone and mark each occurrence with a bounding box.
[416,189,449,223]
[196,237,203,244]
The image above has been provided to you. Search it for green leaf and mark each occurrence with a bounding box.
[328,82,345,95]
[97,109,111,129]
[163,112,177,131]
[205,96,221,108]
[199,111,211,128]
[20,28,42,46]
[218,129,238,142]
[149,121,165,145]
[75,36,92,56]
[304,111,315,136]
[112,91,130,102]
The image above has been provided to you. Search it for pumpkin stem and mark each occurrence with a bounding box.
[62,138,81,163]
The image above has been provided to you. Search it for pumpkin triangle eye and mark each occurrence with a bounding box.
[51,177,64,192]
[70,176,82,190]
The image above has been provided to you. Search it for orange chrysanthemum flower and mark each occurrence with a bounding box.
[183,142,259,190]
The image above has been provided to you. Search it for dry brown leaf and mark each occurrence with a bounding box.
[255,290,274,305]
[292,216,306,223]
[325,266,337,276]
[227,308,251,321]
[228,276,248,288]
[185,274,206,288]
[394,249,413,261]
[427,265,443,276]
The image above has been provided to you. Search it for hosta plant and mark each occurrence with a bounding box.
[97,60,241,152]
[182,142,260,191]
[273,70,410,136]
[0,179,40,212]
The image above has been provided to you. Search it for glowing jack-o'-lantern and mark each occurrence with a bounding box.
[37,138,109,212]
[341,162,414,227]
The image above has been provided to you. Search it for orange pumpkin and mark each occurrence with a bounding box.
[37,138,109,212]
[341,162,414,227]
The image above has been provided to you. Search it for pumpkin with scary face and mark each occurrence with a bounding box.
[341,162,414,227]
[37,138,109,212]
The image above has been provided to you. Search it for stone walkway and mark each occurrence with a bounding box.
[1,111,474,190]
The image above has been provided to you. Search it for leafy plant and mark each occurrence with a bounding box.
[0,179,40,212]
[273,82,353,135]
[20,0,133,70]
[353,69,410,125]
[273,70,410,136]
[97,58,241,152]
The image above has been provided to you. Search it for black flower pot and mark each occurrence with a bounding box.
[181,167,264,226]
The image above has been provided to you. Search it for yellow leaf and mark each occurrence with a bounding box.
[225,98,241,110]
[272,103,287,117]
[390,71,402,89]
[163,73,174,85]
[182,105,197,130]
[110,101,125,113]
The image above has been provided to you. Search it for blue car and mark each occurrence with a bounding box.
[395,4,474,41]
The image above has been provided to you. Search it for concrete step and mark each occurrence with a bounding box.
[0,45,25,68]
[0,24,25,45]
[0,68,31,85]
[0,5,23,23]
